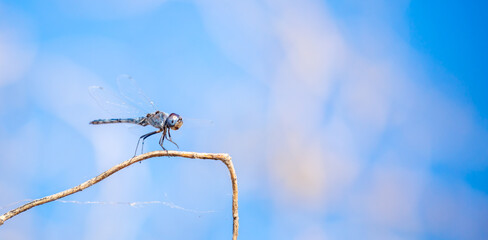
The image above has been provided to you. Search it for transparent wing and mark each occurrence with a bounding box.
[89,85,146,118]
[116,74,157,115]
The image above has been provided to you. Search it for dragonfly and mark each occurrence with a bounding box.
[89,75,184,155]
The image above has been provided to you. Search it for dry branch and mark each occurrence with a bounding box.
[0,151,239,239]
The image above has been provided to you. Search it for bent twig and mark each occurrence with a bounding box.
[0,151,239,239]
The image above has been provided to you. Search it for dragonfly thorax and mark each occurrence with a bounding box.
[142,111,166,129]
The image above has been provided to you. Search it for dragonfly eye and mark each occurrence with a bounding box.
[167,113,183,130]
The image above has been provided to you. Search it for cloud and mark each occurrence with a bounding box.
[358,165,425,232]
[196,0,488,238]
[1,0,485,238]
[423,179,488,239]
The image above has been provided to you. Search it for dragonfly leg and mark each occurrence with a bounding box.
[165,129,179,149]
[159,128,167,151]
[134,129,161,156]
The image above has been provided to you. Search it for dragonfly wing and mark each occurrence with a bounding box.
[117,74,157,115]
[89,85,146,118]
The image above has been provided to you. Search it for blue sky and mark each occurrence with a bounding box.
[1,0,487,239]
[408,1,488,116]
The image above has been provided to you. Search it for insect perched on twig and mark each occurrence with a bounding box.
[89,75,184,155]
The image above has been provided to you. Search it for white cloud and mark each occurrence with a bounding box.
[196,0,487,238]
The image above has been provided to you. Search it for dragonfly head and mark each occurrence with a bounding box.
[167,113,183,130]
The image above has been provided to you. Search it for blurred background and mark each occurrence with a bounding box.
[1,0,487,239]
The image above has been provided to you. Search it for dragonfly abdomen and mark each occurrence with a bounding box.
[90,117,148,126]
